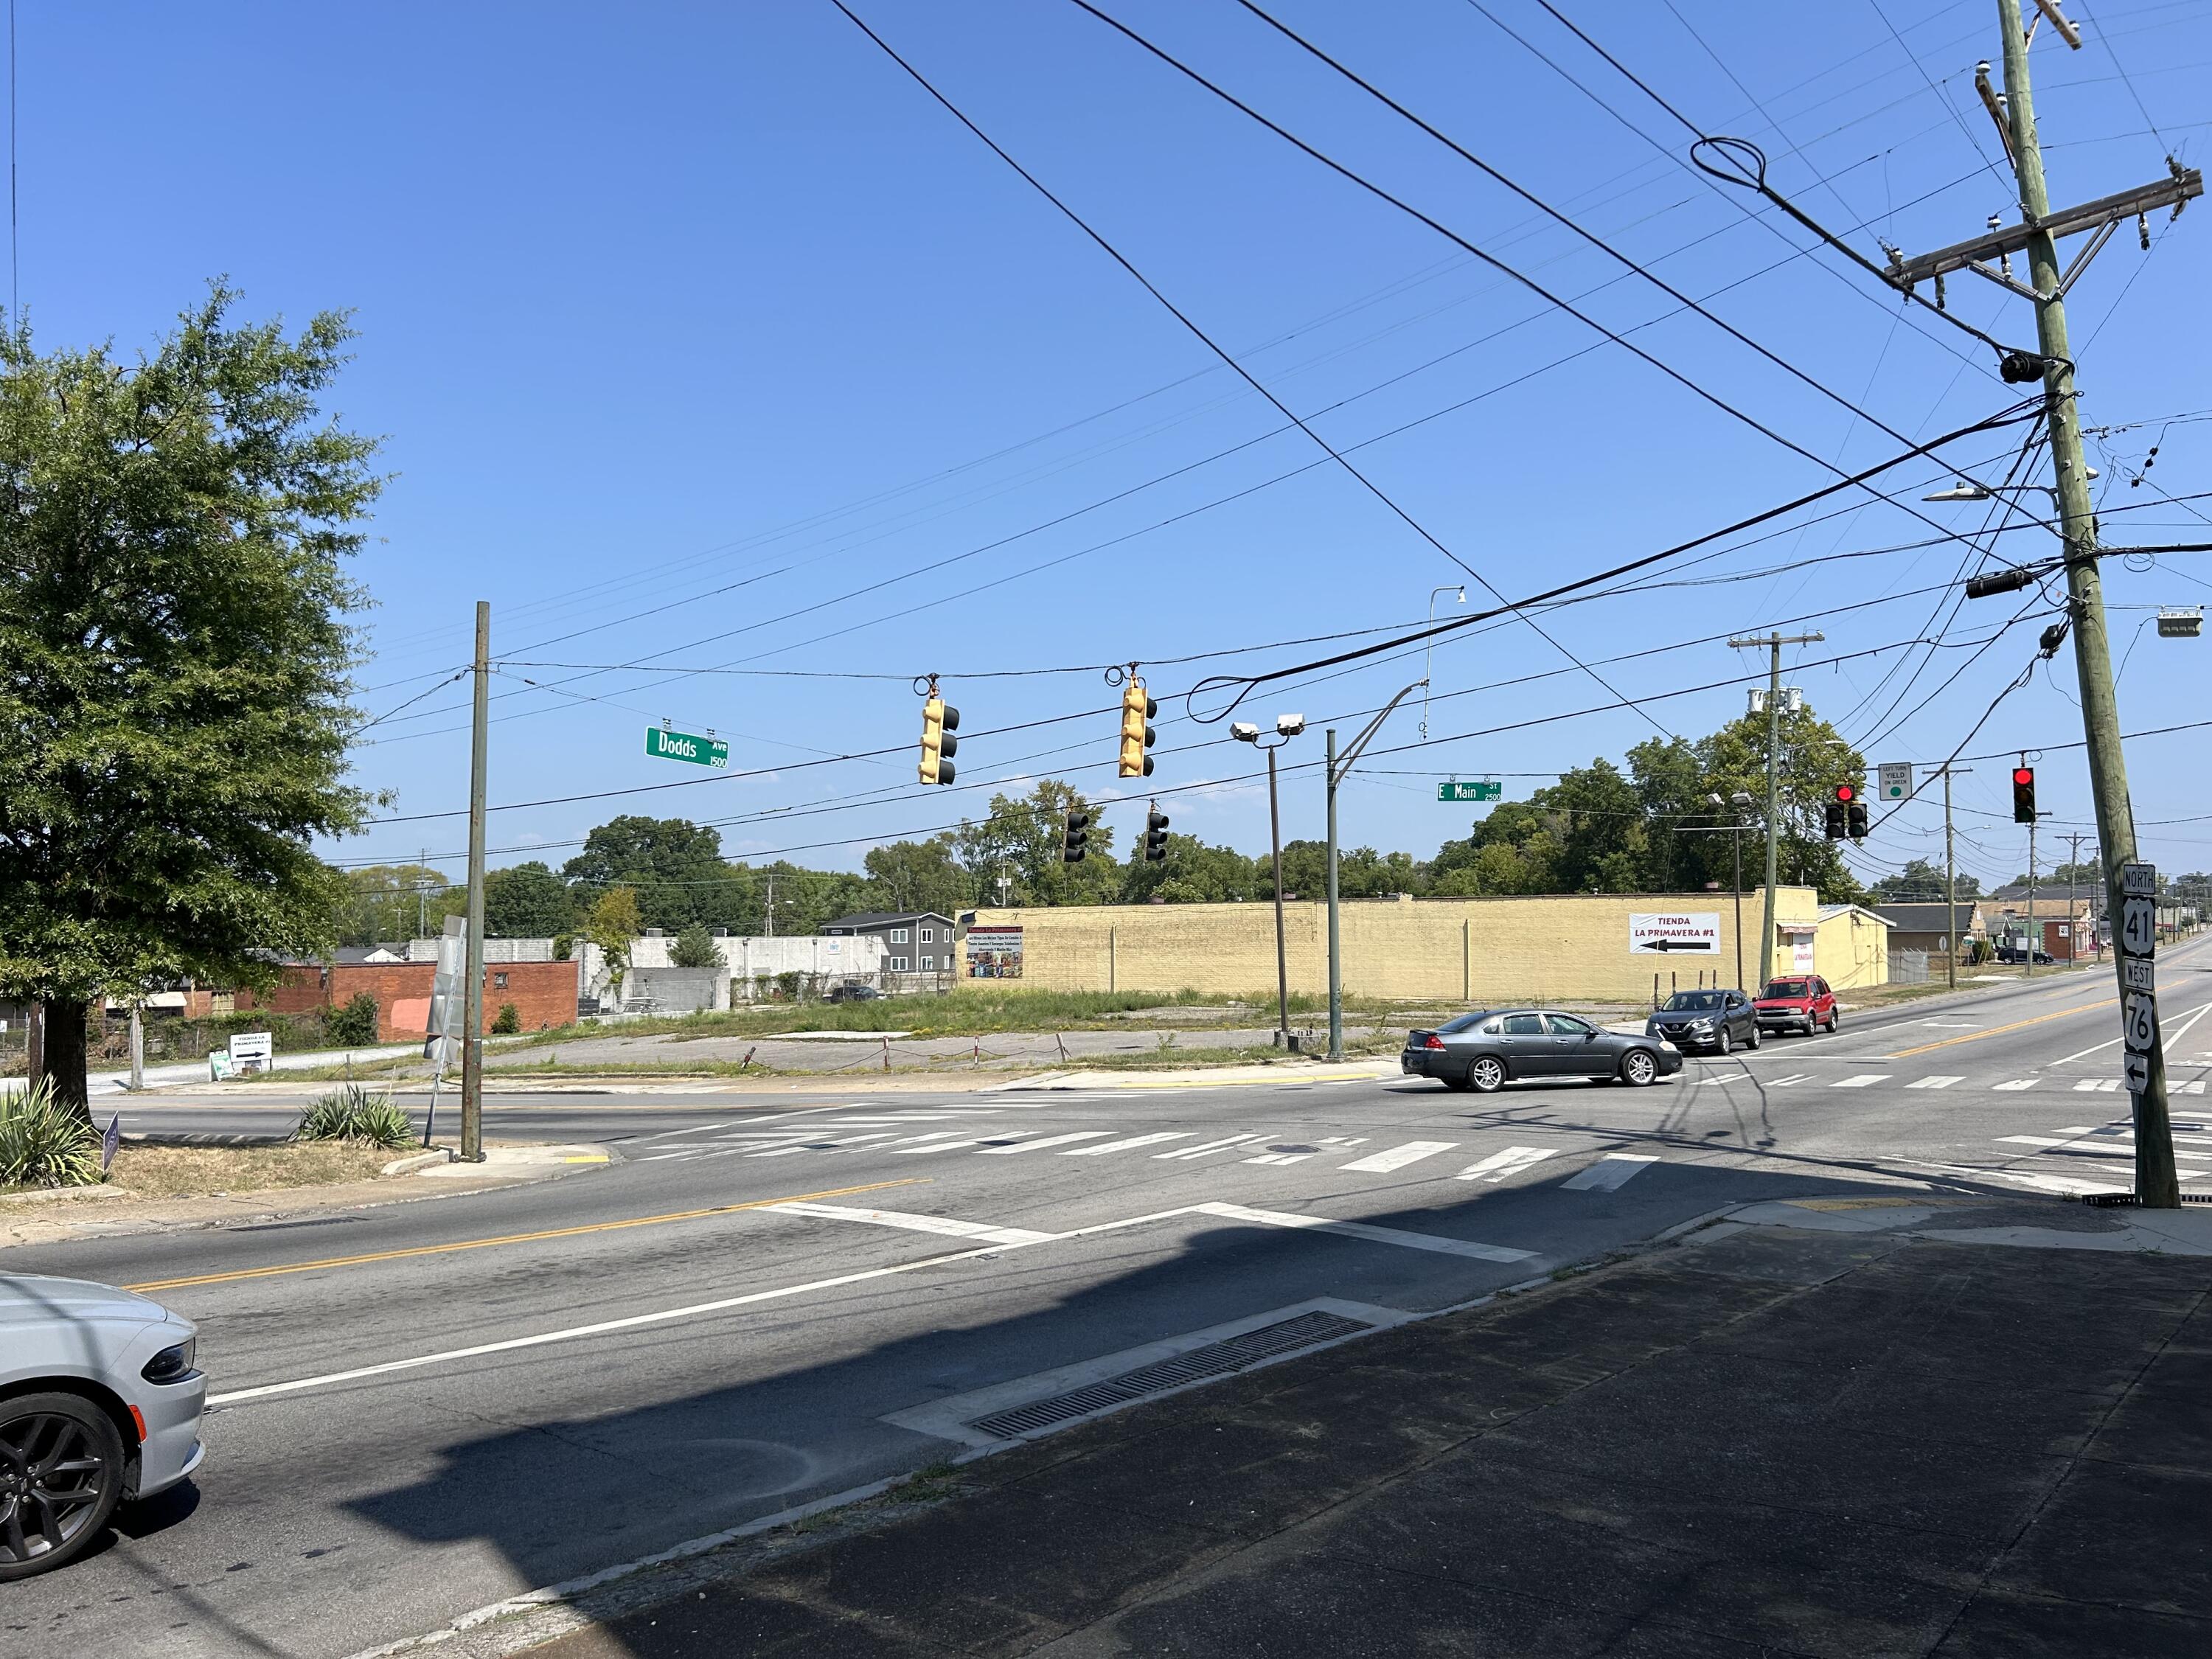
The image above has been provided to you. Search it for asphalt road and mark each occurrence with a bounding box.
[7,940,2209,1659]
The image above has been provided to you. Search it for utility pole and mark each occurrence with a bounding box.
[459,601,490,1165]
[2025,804,2039,978]
[1268,743,1290,1047]
[417,846,428,940]
[1324,682,1425,1061]
[1916,0,2191,1203]
[1729,631,1823,987]
[1929,765,1974,990]
[764,872,776,939]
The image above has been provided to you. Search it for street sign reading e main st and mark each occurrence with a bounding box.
[1439,780,1503,802]
[644,726,729,768]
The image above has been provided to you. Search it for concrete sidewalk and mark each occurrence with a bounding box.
[474,1194,2209,1659]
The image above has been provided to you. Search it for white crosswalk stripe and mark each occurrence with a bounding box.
[1768,1074,1813,1087]
[1455,1146,1560,1183]
[1157,1133,1271,1161]
[1832,1074,1891,1088]
[2073,1078,2122,1093]
[973,1131,1112,1155]
[1062,1132,1192,1156]
[1905,1076,1964,1090]
[1994,1079,2039,1091]
[1340,1140,1459,1173]
[1560,1154,1658,1192]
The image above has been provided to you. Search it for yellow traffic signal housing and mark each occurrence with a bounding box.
[919,694,959,785]
[1118,679,1156,779]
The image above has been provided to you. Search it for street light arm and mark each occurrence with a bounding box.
[1331,679,1426,785]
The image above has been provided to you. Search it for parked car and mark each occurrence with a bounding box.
[1645,989,1760,1054]
[824,981,883,1003]
[1401,1009,1683,1093]
[1,1274,206,1579]
[1756,975,1838,1036]
[1994,943,2056,965]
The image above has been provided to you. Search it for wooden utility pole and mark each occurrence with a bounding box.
[1729,631,1823,987]
[460,601,490,1164]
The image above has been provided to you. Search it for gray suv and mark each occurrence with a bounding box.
[1645,989,1761,1054]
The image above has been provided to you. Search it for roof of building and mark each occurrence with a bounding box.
[822,911,956,932]
[1872,902,1984,931]
[1819,903,1891,925]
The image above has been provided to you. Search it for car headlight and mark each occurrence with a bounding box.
[142,1338,198,1385]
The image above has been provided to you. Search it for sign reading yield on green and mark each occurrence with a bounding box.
[644,726,729,768]
[1439,779,1503,803]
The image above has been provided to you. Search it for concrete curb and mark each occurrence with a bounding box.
[383,1147,457,1177]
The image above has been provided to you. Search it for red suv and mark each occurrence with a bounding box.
[1756,975,1837,1037]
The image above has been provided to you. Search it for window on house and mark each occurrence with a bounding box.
[493,972,508,990]
[891,928,910,943]
[891,956,911,972]
[921,955,935,970]
[919,927,935,943]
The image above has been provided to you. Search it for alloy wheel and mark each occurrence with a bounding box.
[0,1408,116,1571]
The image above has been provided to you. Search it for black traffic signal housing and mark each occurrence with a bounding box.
[919,692,959,785]
[1823,785,1852,841]
[1119,678,1157,779]
[2012,766,2036,824]
[1144,807,1170,863]
[1061,808,1091,864]
[1846,793,1869,841]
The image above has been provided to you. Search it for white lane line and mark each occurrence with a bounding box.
[1994,1078,2039,1091]
[2178,1080,2208,1094]
[208,1199,1535,1408]
[1156,1134,1271,1161]
[1242,1151,1312,1166]
[1062,1132,1192,1156]
[1340,1141,1459,1173]
[2073,1078,2122,1093]
[766,1203,1057,1247]
[1767,1074,1813,1087]
[1455,1147,1559,1183]
[2000,1134,2212,1162]
[1560,1154,1659,1192]
[1905,1076,1964,1090]
[973,1132,1113,1155]
[627,1123,731,1144]
[1189,1202,1535,1263]
[2052,995,2212,1066]
[1832,1074,1892,1088]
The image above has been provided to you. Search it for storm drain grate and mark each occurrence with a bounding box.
[966,1310,1374,1441]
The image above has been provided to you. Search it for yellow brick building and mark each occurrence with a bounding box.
[964,888,1885,1004]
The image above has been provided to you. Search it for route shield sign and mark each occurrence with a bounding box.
[1439,779,1503,802]
[2124,992,2158,1054]
[2121,897,2156,956]
[1878,762,1914,801]
[645,726,729,768]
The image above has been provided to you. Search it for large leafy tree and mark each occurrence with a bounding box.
[956,781,1122,905]
[863,834,974,917]
[482,860,578,936]
[341,862,460,945]
[0,288,382,1113]
[1869,858,1980,902]
[563,815,745,932]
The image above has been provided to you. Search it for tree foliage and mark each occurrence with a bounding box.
[1868,858,1980,902]
[669,924,721,969]
[483,860,577,937]
[0,286,383,1110]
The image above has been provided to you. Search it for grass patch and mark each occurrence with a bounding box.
[1,1142,401,1203]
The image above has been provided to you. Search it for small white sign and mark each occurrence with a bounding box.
[1629,912,1721,954]
[2123,957,2155,992]
[1878,762,1914,801]
[2124,1050,2150,1094]
[2121,862,2155,898]
[228,1031,274,1075]
[2121,897,2156,956]
[2124,992,2158,1055]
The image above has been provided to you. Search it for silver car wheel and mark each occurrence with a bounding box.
[1621,1049,1658,1086]
[1467,1056,1506,1093]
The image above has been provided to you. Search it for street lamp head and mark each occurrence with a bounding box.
[1230,722,1260,744]
[1706,793,1724,808]
[1924,480,1993,503]
[1275,713,1307,738]
[1730,790,1753,807]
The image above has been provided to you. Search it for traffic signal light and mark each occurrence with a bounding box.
[1144,807,1170,863]
[1119,678,1157,779]
[1061,808,1091,864]
[1846,795,1868,841]
[918,692,959,785]
[1824,784,1853,840]
[2012,766,2036,824]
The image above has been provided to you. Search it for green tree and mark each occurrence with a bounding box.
[564,817,745,932]
[956,781,1121,905]
[483,860,577,936]
[1869,858,1980,902]
[863,835,973,917]
[1119,835,1262,903]
[584,886,641,981]
[0,287,383,1113]
[669,923,721,968]
[340,863,459,945]
[2011,860,2098,890]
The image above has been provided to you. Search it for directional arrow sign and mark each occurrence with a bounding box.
[644,726,729,769]
[1630,912,1720,954]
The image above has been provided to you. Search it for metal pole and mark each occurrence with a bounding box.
[128,1004,144,1093]
[1268,745,1290,1046]
[2025,813,2037,979]
[460,601,490,1164]
[1732,826,1745,990]
[1326,728,1342,1062]
[1997,0,2175,1203]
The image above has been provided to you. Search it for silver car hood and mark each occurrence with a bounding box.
[0,1272,171,1327]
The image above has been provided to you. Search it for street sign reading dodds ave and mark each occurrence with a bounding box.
[644,726,729,768]
[1439,780,1503,802]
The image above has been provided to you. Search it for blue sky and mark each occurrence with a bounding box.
[24,0,2212,893]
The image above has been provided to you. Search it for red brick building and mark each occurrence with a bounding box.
[271,960,576,1040]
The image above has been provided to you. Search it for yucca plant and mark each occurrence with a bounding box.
[0,1079,104,1188]
[293,1083,417,1149]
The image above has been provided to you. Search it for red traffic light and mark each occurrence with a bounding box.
[2012,767,2034,787]
[1833,784,1857,802]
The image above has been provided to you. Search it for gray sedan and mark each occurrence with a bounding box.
[1400,1009,1683,1093]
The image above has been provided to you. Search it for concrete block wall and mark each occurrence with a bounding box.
[964,890,1832,1004]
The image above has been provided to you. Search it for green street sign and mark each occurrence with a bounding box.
[1439,780,1503,803]
[644,726,728,768]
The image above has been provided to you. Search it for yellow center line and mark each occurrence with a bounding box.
[124,1178,930,1293]
[1882,997,2117,1059]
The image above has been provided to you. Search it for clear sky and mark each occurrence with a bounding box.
[23,0,2212,894]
